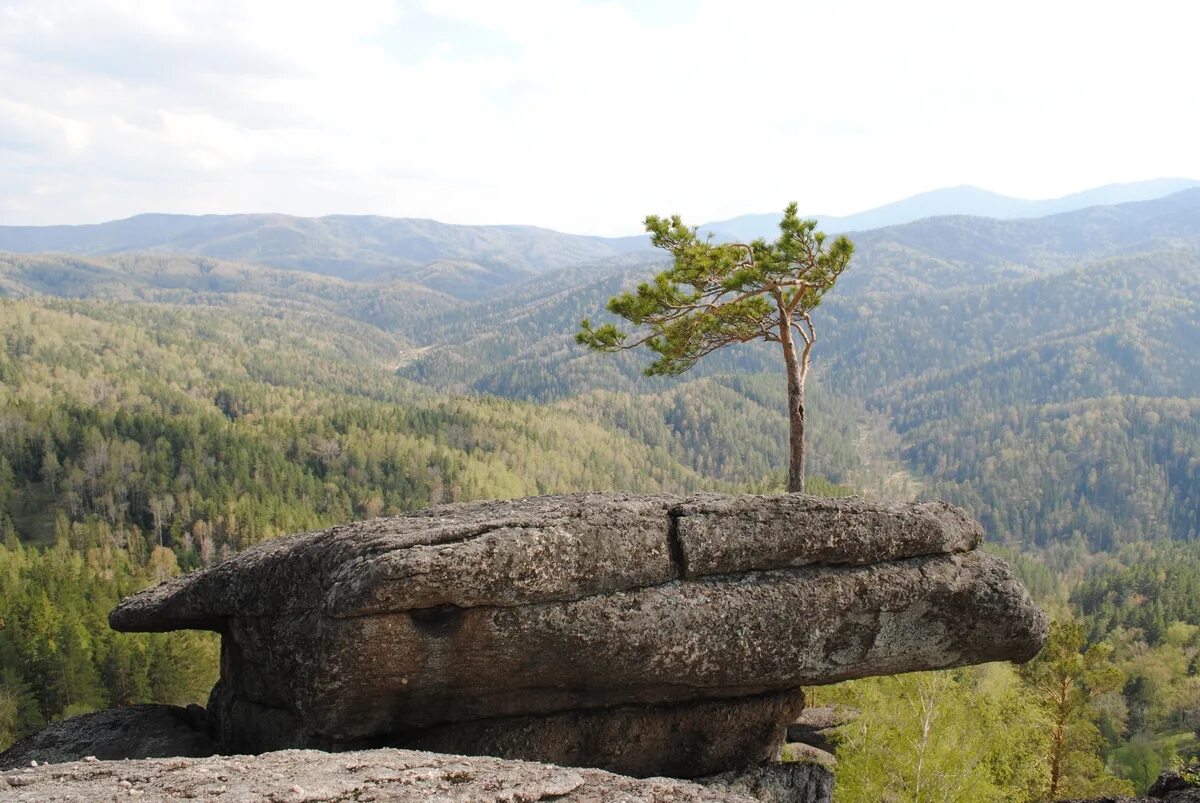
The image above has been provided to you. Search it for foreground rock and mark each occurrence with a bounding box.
[110,492,1048,777]
[701,760,834,803]
[0,705,218,770]
[0,748,760,802]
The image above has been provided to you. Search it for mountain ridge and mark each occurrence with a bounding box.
[701,177,1200,241]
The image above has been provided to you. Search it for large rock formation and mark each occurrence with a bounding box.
[109,492,1048,778]
[0,748,760,802]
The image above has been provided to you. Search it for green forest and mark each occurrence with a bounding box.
[1,192,1199,800]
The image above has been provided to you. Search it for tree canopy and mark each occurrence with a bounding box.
[578,204,853,490]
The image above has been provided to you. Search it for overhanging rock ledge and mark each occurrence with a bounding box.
[109,492,1049,779]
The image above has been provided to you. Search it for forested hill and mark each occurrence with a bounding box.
[392,188,1200,555]
[2,189,1199,556]
[0,213,650,298]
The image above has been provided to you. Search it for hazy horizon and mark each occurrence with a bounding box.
[0,176,1195,239]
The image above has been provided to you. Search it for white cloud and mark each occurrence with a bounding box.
[0,0,1197,234]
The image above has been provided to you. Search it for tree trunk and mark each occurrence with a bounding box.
[1048,678,1069,799]
[780,322,806,493]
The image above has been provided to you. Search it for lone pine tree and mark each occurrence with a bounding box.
[577,204,853,492]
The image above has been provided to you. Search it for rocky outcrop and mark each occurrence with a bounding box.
[0,748,761,802]
[109,492,1048,778]
[0,705,218,771]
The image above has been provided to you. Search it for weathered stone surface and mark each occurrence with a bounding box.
[195,549,1043,743]
[0,705,218,771]
[785,705,860,752]
[109,494,988,630]
[673,496,981,577]
[402,690,805,779]
[108,492,1048,777]
[110,495,686,629]
[701,759,835,803]
[0,748,756,802]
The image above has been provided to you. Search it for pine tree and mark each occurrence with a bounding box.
[578,204,853,492]
[1020,620,1135,800]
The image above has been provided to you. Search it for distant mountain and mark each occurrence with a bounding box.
[835,186,1200,294]
[701,177,1200,241]
[0,213,651,299]
[3,179,1195,299]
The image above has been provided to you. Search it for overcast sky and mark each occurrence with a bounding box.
[1,0,1197,235]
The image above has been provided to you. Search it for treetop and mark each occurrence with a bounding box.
[577,203,853,376]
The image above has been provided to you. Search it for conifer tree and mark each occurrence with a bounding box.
[1020,620,1134,800]
[578,205,853,491]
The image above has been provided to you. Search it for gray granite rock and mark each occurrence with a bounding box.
[701,759,835,803]
[0,748,756,802]
[108,492,1048,777]
[0,705,218,771]
[401,690,806,779]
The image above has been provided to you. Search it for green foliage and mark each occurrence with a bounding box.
[1171,760,1200,787]
[577,204,852,376]
[3,195,1200,782]
[1074,542,1200,643]
[827,665,1048,802]
[411,242,1200,554]
[908,397,1200,551]
[1020,620,1134,799]
[0,537,218,749]
[578,206,853,491]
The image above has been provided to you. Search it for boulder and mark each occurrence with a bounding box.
[109,492,1048,777]
[0,705,218,771]
[0,748,759,802]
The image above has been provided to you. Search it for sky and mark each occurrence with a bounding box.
[1,0,1198,236]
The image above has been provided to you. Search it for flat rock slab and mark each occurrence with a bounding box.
[0,705,218,771]
[110,494,985,629]
[107,493,1047,776]
[0,748,758,802]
